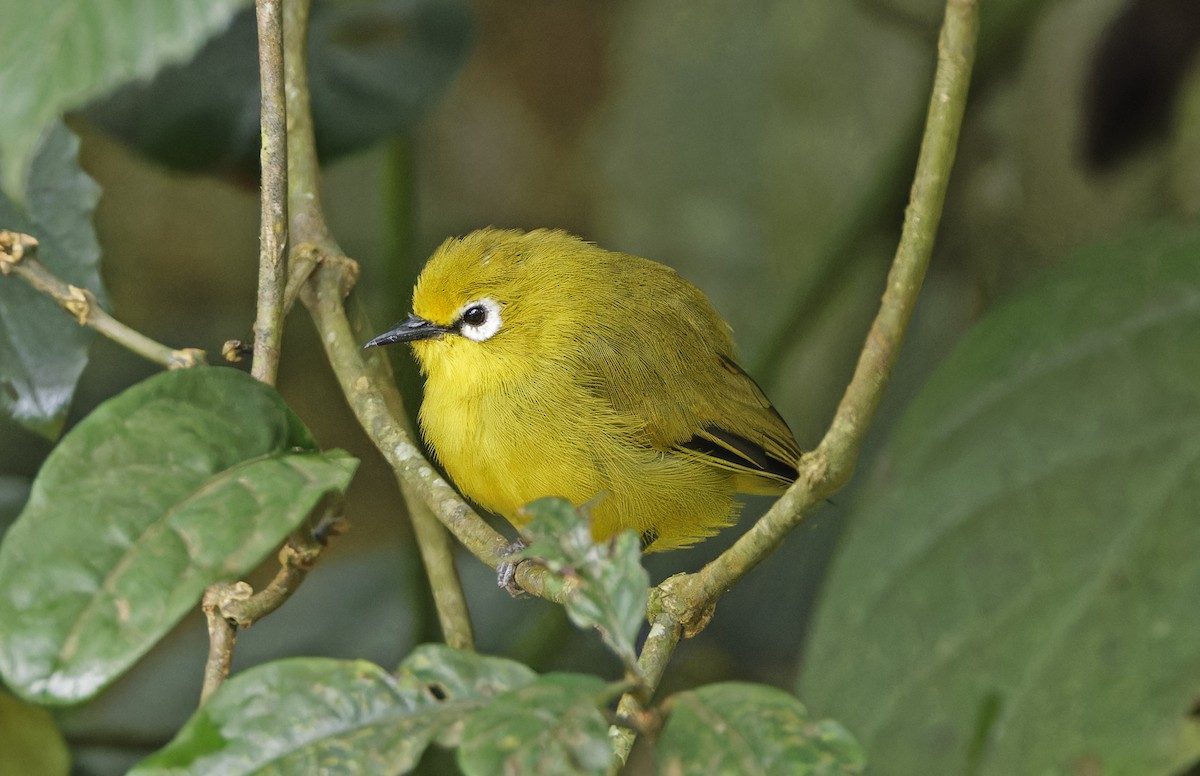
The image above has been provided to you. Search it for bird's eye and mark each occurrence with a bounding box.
[457,298,503,342]
[462,305,487,326]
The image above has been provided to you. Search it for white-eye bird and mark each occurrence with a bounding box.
[366,228,800,552]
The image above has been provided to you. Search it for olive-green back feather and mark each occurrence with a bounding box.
[559,244,801,492]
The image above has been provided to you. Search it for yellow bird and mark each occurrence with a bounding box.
[366,228,800,553]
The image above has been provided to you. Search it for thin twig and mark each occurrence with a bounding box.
[281,0,329,250]
[280,0,487,638]
[221,502,348,626]
[609,618,682,753]
[610,0,981,762]
[198,0,296,702]
[200,582,250,704]
[0,232,205,368]
[251,0,289,385]
[400,489,475,649]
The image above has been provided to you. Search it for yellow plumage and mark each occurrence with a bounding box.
[367,228,800,551]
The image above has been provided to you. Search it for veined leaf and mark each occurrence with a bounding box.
[133,646,535,775]
[658,682,864,775]
[457,673,611,776]
[800,224,1200,775]
[518,497,649,669]
[0,367,358,705]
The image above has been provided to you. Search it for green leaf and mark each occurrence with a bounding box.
[799,224,1200,775]
[0,690,69,776]
[0,122,104,438]
[397,643,537,748]
[133,647,535,775]
[0,475,30,535]
[0,367,358,705]
[87,0,473,176]
[658,683,865,776]
[457,673,611,776]
[517,497,649,668]
[0,0,248,202]
[133,658,432,775]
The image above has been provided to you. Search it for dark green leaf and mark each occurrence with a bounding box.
[800,224,1200,774]
[0,475,30,536]
[133,658,435,775]
[0,123,104,438]
[0,367,358,705]
[0,0,248,201]
[308,0,473,159]
[457,673,611,776]
[0,690,69,776]
[517,497,649,668]
[397,643,537,747]
[658,683,865,776]
[87,0,473,176]
[133,647,536,775]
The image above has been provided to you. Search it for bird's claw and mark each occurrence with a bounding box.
[496,538,528,596]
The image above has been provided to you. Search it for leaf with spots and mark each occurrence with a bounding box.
[0,367,358,705]
[457,674,612,776]
[397,643,537,748]
[517,497,649,670]
[657,682,864,775]
[132,647,536,774]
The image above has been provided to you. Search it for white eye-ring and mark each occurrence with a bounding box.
[456,297,503,342]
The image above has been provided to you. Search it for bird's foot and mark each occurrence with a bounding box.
[496,538,528,596]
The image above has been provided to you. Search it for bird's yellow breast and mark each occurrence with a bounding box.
[415,338,740,549]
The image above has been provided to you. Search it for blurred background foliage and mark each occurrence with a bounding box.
[2,0,1199,772]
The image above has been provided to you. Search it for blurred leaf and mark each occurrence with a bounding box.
[868,0,1046,78]
[456,673,610,776]
[0,367,358,705]
[658,682,865,776]
[397,642,537,748]
[308,0,473,159]
[0,690,69,776]
[1169,56,1200,217]
[1081,0,1200,170]
[88,0,473,177]
[0,123,104,438]
[0,475,30,536]
[800,224,1200,774]
[133,647,536,774]
[0,0,248,202]
[517,497,649,669]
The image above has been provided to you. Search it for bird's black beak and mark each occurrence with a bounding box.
[364,315,450,348]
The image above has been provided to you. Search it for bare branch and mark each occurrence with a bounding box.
[0,231,204,369]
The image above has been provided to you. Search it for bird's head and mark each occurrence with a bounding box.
[365,227,590,387]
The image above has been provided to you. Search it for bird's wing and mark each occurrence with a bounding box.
[674,354,800,490]
[582,274,800,492]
